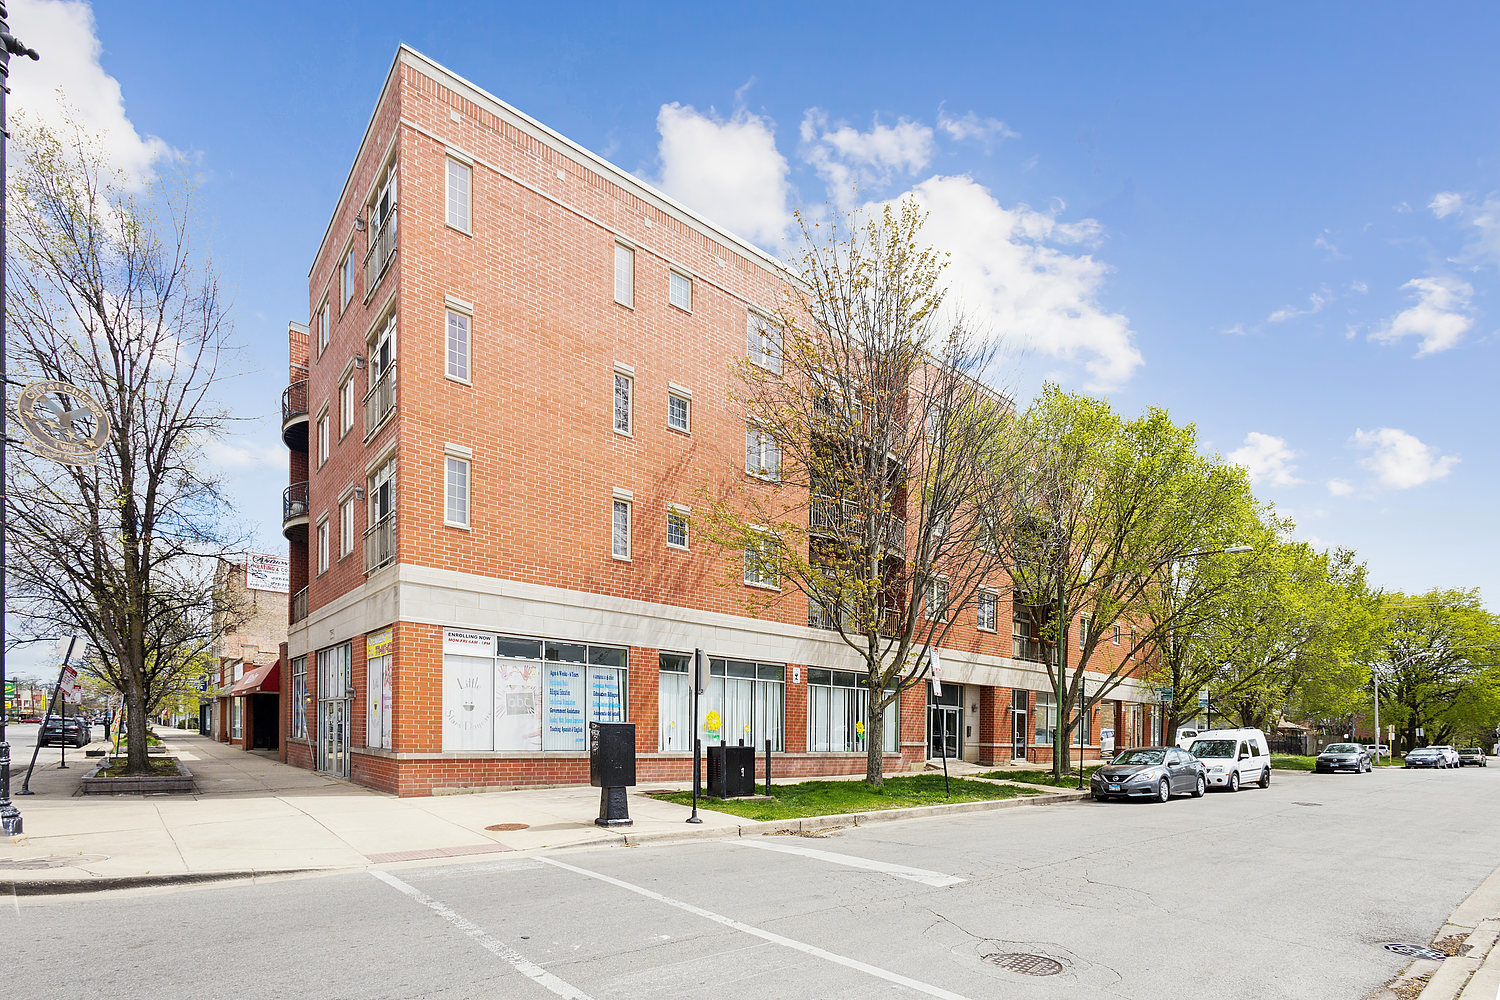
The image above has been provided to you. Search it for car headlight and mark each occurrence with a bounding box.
[1131,770,1160,783]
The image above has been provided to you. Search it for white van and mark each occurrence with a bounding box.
[1187,728,1271,792]
[1174,727,1201,749]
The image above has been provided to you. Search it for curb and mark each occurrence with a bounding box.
[1,868,319,897]
[1386,865,1500,1000]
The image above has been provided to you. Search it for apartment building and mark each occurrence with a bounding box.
[278,46,1164,796]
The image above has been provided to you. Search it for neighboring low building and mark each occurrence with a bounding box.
[213,554,288,750]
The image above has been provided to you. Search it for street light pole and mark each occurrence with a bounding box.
[0,2,39,839]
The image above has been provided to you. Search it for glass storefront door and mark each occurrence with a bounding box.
[317,643,352,779]
[928,683,962,759]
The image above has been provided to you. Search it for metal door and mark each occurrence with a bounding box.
[316,643,352,779]
[1012,709,1028,760]
[930,706,961,758]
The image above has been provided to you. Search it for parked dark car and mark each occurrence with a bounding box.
[1315,743,1372,773]
[37,716,91,748]
[1091,746,1207,802]
[1457,747,1488,767]
[1404,746,1455,769]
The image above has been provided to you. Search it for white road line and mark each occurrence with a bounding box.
[370,870,595,1000]
[539,856,979,1000]
[729,839,965,887]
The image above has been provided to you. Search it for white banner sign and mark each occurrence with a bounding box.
[245,552,289,593]
[443,628,494,656]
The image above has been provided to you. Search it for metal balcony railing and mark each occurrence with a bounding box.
[363,206,397,300]
[363,360,396,436]
[282,380,309,425]
[291,586,308,625]
[809,497,905,554]
[364,513,396,573]
[283,482,310,522]
[1012,636,1053,664]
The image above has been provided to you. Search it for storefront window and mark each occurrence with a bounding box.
[366,628,393,750]
[231,698,243,739]
[290,655,307,739]
[808,669,897,753]
[708,658,784,751]
[657,653,692,751]
[1035,691,1056,745]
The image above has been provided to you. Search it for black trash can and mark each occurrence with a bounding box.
[706,744,755,798]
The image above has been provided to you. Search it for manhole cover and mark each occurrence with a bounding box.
[1383,943,1449,961]
[485,823,529,832]
[984,952,1064,976]
[0,854,109,871]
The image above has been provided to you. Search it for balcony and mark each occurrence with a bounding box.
[281,379,309,451]
[291,586,308,625]
[282,482,309,541]
[364,513,396,573]
[1012,636,1053,665]
[363,207,397,301]
[364,361,396,438]
[809,497,906,555]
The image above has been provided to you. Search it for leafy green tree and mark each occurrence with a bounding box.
[1375,589,1500,749]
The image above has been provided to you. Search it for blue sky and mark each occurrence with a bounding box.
[10,0,1497,642]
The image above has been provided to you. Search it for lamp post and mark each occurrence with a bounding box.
[0,3,39,839]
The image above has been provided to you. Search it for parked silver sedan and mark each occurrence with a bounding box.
[1091,746,1207,802]
[1315,743,1372,773]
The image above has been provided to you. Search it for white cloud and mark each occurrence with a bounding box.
[937,110,1018,143]
[1370,275,1473,355]
[1267,287,1330,324]
[1349,280,1369,294]
[801,110,934,204]
[1351,427,1458,489]
[1429,191,1463,219]
[1314,231,1344,259]
[655,102,793,247]
[896,175,1142,390]
[1326,479,1353,497]
[1227,432,1303,487]
[202,438,285,472]
[8,0,174,186]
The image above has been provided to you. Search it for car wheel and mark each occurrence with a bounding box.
[1192,775,1206,798]
[1157,778,1170,803]
[1228,771,1240,792]
[1092,793,1109,802]
[1259,768,1271,788]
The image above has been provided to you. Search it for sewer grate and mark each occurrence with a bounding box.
[1292,801,1323,807]
[984,952,1064,976]
[486,823,529,832]
[1383,943,1449,961]
[0,855,109,871]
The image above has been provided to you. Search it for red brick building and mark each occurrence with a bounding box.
[278,47,1164,796]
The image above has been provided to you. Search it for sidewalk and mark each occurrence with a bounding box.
[1386,864,1500,1000]
[0,727,1082,893]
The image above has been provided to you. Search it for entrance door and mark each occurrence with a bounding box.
[316,643,352,779]
[928,683,962,758]
[1012,689,1030,760]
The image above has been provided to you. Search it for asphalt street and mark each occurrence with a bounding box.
[6,764,1499,1000]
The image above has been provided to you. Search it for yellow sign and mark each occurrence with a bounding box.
[855,721,865,738]
[366,627,393,659]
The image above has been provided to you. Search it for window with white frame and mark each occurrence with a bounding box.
[666,506,689,550]
[1079,614,1090,648]
[445,453,470,527]
[339,495,355,558]
[613,371,632,434]
[614,243,634,306]
[316,516,330,575]
[318,301,330,355]
[745,425,780,479]
[612,496,631,560]
[317,410,330,467]
[658,653,785,752]
[1035,691,1057,745]
[446,307,471,382]
[808,668,898,753]
[1112,623,1121,645]
[231,697,243,739]
[446,158,472,232]
[339,375,355,437]
[926,577,949,620]
[978,590,997,632]
[669,270,692,311]
[290,655,308,739]
[744,530,779,588]
[667,390,690,433]
[746,310,781,373]
[341,248,355,310]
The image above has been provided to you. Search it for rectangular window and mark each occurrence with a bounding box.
[978,590,997,632]
[317,517,329,575]
[446,309,471,382]
[445,455,470,527]
[695,658,784,751]
[1035,692,1057,745]
[667,391,690,433]
[926,577,949,620]
[339,496,355,557]
[612,498,631,560]
[614,243,634,306]
[317,412,330,467]
[745,425,780,479]
[365,629,393,751]
[341,248,355,310]
[613,372,632,434]
[1080,615,1090,649]
[290,655,307,739]
[1112,623,1121,645]
[339,376,355,437]
[666,506,689,550]
[744,530,779,588]
[746,310,781,373]
[807,668,899,754]
[231,697,243,739]
[319,301,330,355]
[446,158,472,232]
[669,270,692,311]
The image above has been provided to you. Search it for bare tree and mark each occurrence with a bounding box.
[5,117,245,772]
[703,200,1017,786]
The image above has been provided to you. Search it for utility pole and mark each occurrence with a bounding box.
[0,2,40,839]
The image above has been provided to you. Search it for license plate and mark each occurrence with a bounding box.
[1108,784,1121,791]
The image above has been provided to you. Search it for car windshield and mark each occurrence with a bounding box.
[1189,739,1236,759]
[1324,744,1359,753]
[1112,749,1163,765]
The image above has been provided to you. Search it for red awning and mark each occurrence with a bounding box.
[228,660,280,697]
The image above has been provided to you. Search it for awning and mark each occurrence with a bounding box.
[228,660,280,697]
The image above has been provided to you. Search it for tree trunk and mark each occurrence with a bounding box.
[124,673,150,773]
[865,695,885,787]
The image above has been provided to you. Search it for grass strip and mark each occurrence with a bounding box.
[973,765,1103,787]
[650,773,1043,821]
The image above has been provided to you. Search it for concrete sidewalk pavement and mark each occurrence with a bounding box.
[0,727,1080,893]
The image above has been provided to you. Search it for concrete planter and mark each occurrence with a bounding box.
[79,757,195,795]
